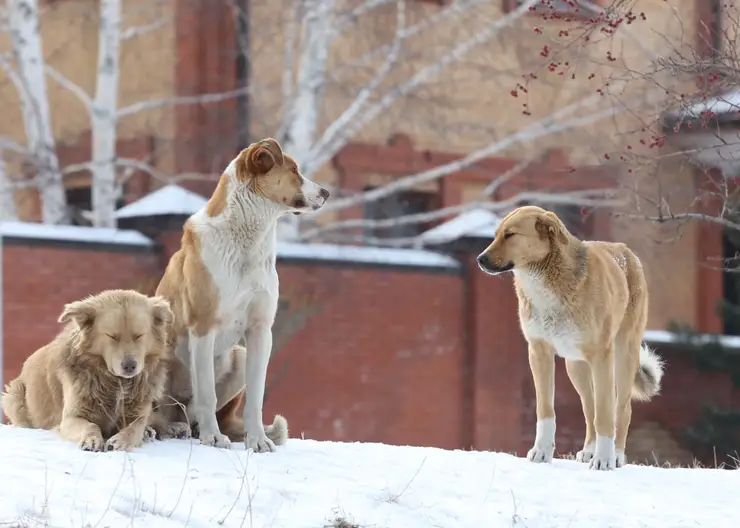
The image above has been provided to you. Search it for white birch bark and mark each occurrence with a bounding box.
[0,155,19,221]
[278,0,335,240]
[90,0,122,228]
[7,0,67,224]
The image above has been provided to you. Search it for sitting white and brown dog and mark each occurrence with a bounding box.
[152,138,330,451]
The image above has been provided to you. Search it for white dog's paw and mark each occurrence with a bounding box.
[589,435,617,471]
[615,450,626,468]
[166,421,191,440]
[199,431,231,449]
[143,426,157,443]
[79,432,105,452]
[245,431,276,453]
[575,442,595,463]
[105,432,137,452]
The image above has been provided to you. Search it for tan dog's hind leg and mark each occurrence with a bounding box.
[614,336,641,468]
[589,346,617,470]
[565,359,596,463]
[59,416,105,452]
[526,340,556,463]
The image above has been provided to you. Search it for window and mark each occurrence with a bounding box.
[362,188,439,240]
[503,0,605,18]
[66,186,125,226]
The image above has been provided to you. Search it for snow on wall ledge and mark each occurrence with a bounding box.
[0,221,154,247]
[277,242,461,269]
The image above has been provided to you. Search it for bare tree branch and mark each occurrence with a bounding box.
[303,0,540,177]
[116,86,253,118]
[298,189,622,243]
[44,64,93,114]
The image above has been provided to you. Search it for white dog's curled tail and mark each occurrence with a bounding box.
[265,414,289,446]
[632,343,665,401]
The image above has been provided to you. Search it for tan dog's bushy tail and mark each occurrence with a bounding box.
[632,343,665,401]
[266,414,289,446]
[2,379,31,426]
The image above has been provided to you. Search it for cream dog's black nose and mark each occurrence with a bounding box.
[121,357,138,376]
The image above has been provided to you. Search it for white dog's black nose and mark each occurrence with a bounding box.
[121,357,138,376]
[319,187,330,200]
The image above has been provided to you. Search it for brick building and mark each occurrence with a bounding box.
[1,0,738,465]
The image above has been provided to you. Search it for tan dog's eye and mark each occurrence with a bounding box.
[106,334,120,342]
[504,232,515,240]
[133,334,143,342]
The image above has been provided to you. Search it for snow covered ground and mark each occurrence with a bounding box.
[1,425,738,528]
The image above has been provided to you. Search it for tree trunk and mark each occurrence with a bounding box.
[7,0,68,224]
[90,0,122,228]
[0,156,19,221]
[278,0,335,240]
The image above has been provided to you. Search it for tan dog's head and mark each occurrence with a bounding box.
[476,205,570,275]
[59,290,174,379]
[231,138,330,216]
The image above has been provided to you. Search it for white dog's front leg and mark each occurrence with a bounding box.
[243,323,274,453]
[189,331,230,449]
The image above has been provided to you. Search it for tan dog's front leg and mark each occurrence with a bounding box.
[526,340,556,463]
[589,348,617,470]
[59,415,105,452]
[565,359,596,463]
[106,408,152,452]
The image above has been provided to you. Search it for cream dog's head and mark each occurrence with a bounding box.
[59,289,174,379]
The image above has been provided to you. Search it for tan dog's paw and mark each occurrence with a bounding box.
[575,443,595,463]
[79,432,105,452]
[105,432,138,452]
[143,426,157,442]
[166,422,191,440]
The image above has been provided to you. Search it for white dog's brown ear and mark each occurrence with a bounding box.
[58,299,96,329]
[149,296,174,328]
[246,138,285,175]
[535,211,569,245]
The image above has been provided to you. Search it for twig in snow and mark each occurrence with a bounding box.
[386,455,427,503]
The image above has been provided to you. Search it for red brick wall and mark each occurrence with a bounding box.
[2,240,160,384]
[265,262,466,449]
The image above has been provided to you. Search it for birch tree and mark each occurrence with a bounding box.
[3,0,67,224]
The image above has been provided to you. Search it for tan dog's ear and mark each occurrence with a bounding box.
[246,138,285,175]
[58,299,96,329]
[535,211,569,245]
[149,296,174,328]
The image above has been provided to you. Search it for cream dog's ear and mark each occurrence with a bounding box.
[58,298,97,329]
[535,211,569,245]
[149,296,174,328]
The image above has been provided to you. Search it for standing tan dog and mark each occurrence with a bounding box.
[153,137,330,451]
[476,205,664,470]
[2,289,174,451]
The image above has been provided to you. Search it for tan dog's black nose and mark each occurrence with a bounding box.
[121,357,138,376]
[477,253,492,270]
[477,253,514,275]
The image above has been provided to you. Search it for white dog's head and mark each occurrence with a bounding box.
[229,138,330,216]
